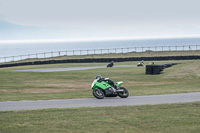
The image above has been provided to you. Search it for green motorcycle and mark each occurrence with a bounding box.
[91,76,129,99]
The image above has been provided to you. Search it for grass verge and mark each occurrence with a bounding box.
[0,60,200,101]
[0,102,200,133]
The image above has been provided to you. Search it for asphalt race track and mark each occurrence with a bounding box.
[14,65,137,72]
[0,92,200,111]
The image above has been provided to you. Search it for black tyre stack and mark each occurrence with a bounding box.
[146,63,180,75]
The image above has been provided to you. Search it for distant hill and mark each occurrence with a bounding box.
[0,19,69,40]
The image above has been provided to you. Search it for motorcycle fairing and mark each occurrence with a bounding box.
[116,81,123,87]
[91,79,112,90]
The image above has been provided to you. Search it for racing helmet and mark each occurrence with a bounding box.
[95,75,102,79]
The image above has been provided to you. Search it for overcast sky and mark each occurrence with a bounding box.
[0,0,200,41]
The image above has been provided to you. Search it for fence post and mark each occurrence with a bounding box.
[2,45,200,63]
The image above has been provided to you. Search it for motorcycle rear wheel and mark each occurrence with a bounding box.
[93,89,105,99]
[118,87,129,98]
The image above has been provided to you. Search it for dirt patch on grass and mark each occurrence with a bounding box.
[0,82,91,94]
[22,88,90,93]
[41,83,91,88]
[126,81,177,86]
[0,88,90,94]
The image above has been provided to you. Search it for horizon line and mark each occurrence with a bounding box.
[1,35,200,43]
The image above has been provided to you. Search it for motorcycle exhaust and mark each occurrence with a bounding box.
[116,89,124,92]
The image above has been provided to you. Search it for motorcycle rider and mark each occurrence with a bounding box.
[95,75,118,89]
[107,61,114,67]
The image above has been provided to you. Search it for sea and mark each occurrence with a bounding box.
[0,37,200,62]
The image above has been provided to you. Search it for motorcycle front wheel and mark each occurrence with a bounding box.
[93,89,105,99]
[118,87,129,98]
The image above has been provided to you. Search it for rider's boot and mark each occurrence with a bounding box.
[113,84,119,90]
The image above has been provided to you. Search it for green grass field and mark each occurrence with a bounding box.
[0,60,200,101]
[1,51,200,133]
[0,102,200,133]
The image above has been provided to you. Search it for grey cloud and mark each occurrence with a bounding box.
[1,0,200,25]
[0,0,200,40]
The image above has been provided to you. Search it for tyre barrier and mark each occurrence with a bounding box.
[0,55,199,68]
[146,63,180,75]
